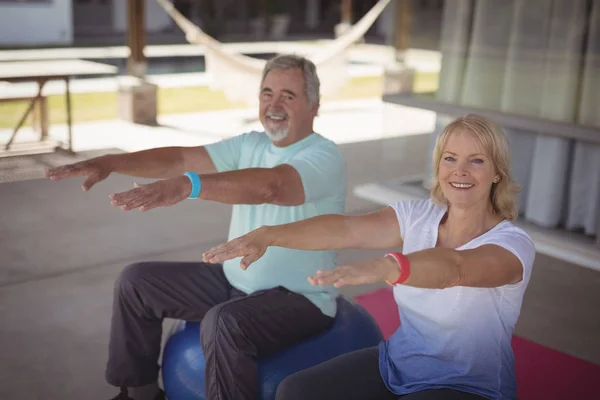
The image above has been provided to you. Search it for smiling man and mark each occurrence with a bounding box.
[45,54,347,400]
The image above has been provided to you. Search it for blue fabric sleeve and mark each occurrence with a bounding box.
[204,133,248,172]
[285,141,346,203]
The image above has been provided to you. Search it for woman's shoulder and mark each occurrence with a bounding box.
[389,198,444,216]
[491,220,533,242]
[475,220,536,263]
[388,198,445,233]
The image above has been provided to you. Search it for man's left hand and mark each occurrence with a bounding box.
[109,176,191,212]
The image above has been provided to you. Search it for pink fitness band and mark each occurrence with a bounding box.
[384,252,411,286]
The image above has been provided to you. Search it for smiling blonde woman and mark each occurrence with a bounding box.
[430,114,521,221]
[203,114,536,400]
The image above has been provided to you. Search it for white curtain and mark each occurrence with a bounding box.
[429,0,600,240]
[569,0,600,235]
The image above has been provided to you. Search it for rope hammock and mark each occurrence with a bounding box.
[155,0,391,105]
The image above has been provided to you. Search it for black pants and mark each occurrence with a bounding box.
[105,261,333,400]
[276,348,488,400]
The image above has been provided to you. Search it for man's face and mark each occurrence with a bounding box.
[259,68,318,145]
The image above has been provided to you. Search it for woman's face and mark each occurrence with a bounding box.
[438,129,498,210]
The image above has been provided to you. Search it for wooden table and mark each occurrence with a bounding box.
[0,59,118,154]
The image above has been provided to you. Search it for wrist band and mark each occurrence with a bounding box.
[384,252,411,286]
[184,172,202,199]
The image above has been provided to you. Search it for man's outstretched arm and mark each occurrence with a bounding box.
[46,146,217,191]
[109,164,306,211]
[197,164,305,205]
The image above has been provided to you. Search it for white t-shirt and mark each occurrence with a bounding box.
[378,199,536,400]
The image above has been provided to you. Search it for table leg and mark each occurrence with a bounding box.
[39,96,49,140]
[65,77,73,153]
[4,80,47,150]
[32,96,49,140]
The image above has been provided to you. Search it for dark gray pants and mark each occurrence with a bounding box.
[105,261,333,400]
[276,347,488,400]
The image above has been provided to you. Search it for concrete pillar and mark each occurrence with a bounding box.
[118,77,158,126]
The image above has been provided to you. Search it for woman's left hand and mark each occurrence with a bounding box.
[308,256,400,288]
[202,227,271,270]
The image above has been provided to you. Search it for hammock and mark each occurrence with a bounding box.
[155,0,391,105]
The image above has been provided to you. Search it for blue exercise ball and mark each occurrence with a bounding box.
[162,296,383,400]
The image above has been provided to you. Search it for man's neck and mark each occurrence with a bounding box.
[272,127,314,147]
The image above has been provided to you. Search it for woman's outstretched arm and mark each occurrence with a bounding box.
[203,206,402,269]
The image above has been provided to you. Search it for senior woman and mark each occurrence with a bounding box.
[202,114,536,400]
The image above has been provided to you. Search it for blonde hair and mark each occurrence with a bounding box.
[430,114,520,220]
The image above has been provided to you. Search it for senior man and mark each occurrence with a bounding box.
[46,54,346,400]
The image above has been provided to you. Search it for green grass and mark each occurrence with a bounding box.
[0,73,438,130]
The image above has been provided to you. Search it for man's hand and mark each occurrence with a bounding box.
[202,227,273,269]
[109,176,191,212]
[45,156,114,191]
[308,256,400,288]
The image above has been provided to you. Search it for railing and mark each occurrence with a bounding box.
[382,92,600,248]
[382,93,600,145]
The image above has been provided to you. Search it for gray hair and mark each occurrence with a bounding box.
[260,54,320,107]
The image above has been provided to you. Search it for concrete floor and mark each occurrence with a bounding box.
[1,106,599,399]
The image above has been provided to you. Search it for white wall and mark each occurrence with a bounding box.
[112,0,171,33]
[0,0,73,46]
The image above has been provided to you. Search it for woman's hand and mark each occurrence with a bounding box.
[202,227,273,269]
[308,256,400,288]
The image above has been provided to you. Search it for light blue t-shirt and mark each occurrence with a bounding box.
[204,131,347,317]
[379,199,536,400]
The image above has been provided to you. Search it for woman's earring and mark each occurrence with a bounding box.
[493,177,500,183]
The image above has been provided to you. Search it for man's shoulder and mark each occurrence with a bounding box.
[310,133,340,148]
[239,130,268,142]
[300,133,343,158]
[210,130,267,147]
[232,131,270,150]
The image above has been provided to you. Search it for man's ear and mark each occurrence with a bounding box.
[311,103,320,117]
